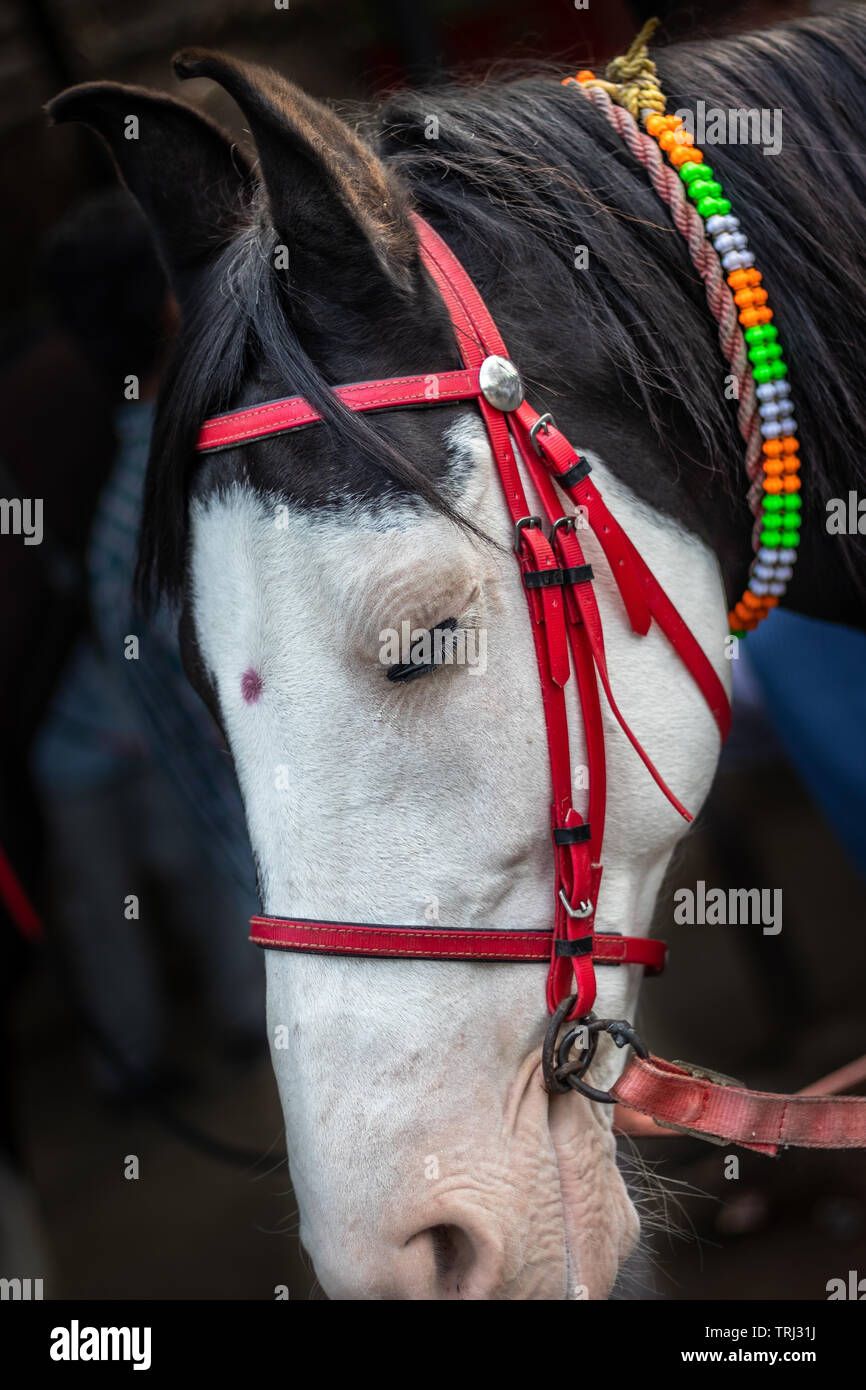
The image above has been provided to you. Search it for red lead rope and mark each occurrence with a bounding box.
[196,215,866,1152]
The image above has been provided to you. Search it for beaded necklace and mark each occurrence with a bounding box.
[563,20,801,637]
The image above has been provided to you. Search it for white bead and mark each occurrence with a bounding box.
[775,381,791,398]
[750,579,770,595]
[753,563,775,579]
[758,546,780,562]
[759,402,783,420]
[778,548,797,563]
[705,215,726,235]
[779,417,797,434]
[713,232,736,254]
[738,251,755,267]
[731,232,748,250]
[721,250,745,271]
[761,420,782,438]
[756,382,779,402]
[768,582,785,596]
[775,565,793,581]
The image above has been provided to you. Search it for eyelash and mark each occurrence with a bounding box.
[386,618,458,683]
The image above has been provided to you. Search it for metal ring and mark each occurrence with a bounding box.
[542,1001,649,1100]
[558,888,593,919]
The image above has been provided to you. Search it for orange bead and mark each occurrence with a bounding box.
[763,440,783,457]
[727,270,751,291]
[782,475,801,492]
[663,115,681,129]
[743,591,766,610]
[752,307,773,324]
[762,476,783,494]
[669,145,694,167]
[763,458,784,476]
[780,436,799,454]
[745,268,763,286]
[645,113,666,136]
[576,70,596,83]
[764,596,780,608]
[783,455,801,473]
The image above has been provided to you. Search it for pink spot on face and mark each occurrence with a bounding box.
[241,668,263,704]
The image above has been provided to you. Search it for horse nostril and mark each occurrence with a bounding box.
[407,1222,482,1298]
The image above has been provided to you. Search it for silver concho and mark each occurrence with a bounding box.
[478,354,525,412]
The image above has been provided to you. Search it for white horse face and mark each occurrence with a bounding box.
[188,413,729,1299]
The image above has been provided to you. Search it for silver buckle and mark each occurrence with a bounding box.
[513,515,542,554]
[529,412,556,455]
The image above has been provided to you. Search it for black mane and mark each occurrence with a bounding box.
[138,8,866,604]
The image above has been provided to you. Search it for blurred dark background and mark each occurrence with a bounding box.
[1,0,864,1302]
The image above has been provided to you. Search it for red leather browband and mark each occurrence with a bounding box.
[197,368,482,452]
[250,916,667,971]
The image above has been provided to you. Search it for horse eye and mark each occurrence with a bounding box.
[386,618,458,683]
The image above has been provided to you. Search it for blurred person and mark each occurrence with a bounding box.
[31,192,263,1099]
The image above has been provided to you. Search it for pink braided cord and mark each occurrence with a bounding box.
[580,86,764,530]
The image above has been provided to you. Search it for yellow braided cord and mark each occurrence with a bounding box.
[580,18,666,122]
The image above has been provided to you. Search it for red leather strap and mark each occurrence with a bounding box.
[199,213,730,1020]
[612,1053,866,1155]
[250,915,667,970]
[196,368,481,452]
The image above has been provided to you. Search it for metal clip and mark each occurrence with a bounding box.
[558,888,593,919]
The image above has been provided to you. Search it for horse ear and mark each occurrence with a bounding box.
[46,82,254,310]
[171,49,419,301]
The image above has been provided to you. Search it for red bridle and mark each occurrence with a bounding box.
[197,215,866,1152]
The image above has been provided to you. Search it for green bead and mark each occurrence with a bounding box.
[780,530,800,548]
[753,364,775,383]
[783,511,802,529]
[716,198,732,214]
[770,361,788,379]
[761,528,783,547]
[697,197,720,218]
[749,343,783,366]
[745,324,779,344]
[689,180,722,201]
[762,496,783,513]
[782,493,802,511]
[730,628,748,639]
[680,161,707,183]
